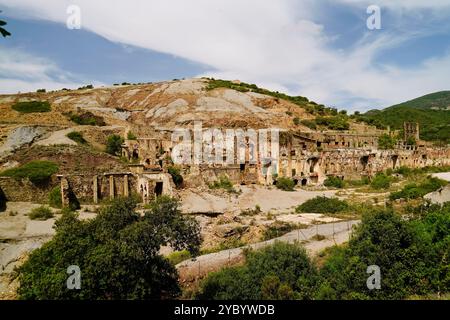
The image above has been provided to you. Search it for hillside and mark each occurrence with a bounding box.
[360,91,450,144]
[389,91,450,111]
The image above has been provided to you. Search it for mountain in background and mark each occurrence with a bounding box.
[360,91,450,144]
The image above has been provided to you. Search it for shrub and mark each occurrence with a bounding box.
[276,177,296,191]
[296,196,349,214]
[66,131,87,144]
[370,173,391,190]
[263,222,297,240]
[293,117,301,125]
[127,131,137,140]
[69,112,106,126]
[196,242,318,300]
[316,116,350,131]
[168,166,183,188]
[48,186,62,209]
[241,205,262,216]
[28,206,54,220]
[0,161,59,185]
[36,89,46,93]
[209,175,236,193]
[389,177,447,201]
[12,101,51,113]
[324,176,344,189]
[300,119,317,130]
[378,134,396,150]
[106,134,124,156]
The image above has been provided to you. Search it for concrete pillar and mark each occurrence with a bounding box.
[123,175,129,197]
[60,177,70,208]
[109,175,114,199]
[93,176,98,204]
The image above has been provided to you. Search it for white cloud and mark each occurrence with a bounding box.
[1,0,450,109]
[0,47,95,93]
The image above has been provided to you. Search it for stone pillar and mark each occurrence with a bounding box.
[109,175,114,199]
[60,177,70,208]
[93,176,98,204]
[123,175,129,197]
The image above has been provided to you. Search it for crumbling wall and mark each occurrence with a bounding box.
[0,176,58,203]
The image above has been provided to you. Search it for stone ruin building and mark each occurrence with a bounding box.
[4,122,443,208]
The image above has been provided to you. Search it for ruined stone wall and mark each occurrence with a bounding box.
[0,176,58,203]
[199,166,243,185]
[61,173,138,204]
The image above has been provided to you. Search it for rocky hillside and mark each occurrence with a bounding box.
[0,78,381,174]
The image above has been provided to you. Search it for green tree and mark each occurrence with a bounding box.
[377,134,396,150]
[0,11,11,38]
[106,134,124,156]
[17,197,201,299]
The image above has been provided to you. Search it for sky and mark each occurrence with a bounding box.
[1,0,450,112]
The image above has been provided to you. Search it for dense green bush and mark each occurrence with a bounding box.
[127,131,137,140]
[324,176,344,189]
[0,161,59,185]
[168,166,184,188]
[370,173,391,190]
[315,116,350,131]
[17,196,201,299]
[197,204,450,300]
[69,112,106,126]
[66,131,87,144]
[48,186,62,209]
[377,134,396,150]
[28,206,54,220]
[319,206,450,299]
[296,196,349,214]
[300,119,317,130]
[276,177,296,191]
[197,242,318,300]
[390,177,447,201]
[293,117,301,125]
[106,134,124,156]
[12,101,51,113]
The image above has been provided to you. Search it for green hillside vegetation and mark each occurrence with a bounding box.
[389,91,450,111]
[12,101,51,113]
[357,92,450,144]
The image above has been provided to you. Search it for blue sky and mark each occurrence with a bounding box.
[1,0,450,112]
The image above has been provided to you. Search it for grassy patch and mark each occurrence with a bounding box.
[12,101,51,113]
[167,250,192,265]
[0,160,59,185]
[324,176,344,189]
[370,173,392,190]
[66,131,87,144]
[276,177,296,191]
[48,186,62,209]
[69,112,106,126]
[262,221,299,241]
[28,206,54,221]
[296,196,350,214]
[209,175,238,193]
[241,205,262,216]
[390,177,447,201]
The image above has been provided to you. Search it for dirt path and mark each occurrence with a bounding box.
[177,220,359,282]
